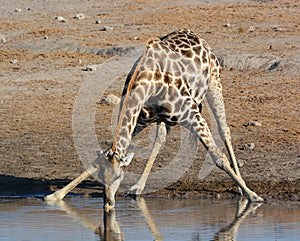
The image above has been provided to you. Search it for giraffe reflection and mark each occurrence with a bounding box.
[46,197,261,241]
[213,199,262,241]
[99,209,124,241]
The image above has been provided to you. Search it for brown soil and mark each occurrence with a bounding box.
[0,0,299,201]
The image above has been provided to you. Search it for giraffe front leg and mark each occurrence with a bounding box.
[129,175,147,195]
[44,166,98,201]
[128,122,167,195]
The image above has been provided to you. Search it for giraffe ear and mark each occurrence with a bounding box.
[120,153,134,167]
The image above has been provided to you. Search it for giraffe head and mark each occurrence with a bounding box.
[96,150,134,213]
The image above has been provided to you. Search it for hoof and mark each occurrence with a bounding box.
[127,185,143,196]
[248,193,264,203]
[43,192,63,201]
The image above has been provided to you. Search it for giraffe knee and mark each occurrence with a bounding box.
[220,126,231,141]
[215,157,230,170]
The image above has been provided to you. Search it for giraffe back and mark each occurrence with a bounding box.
[121,29,221,128]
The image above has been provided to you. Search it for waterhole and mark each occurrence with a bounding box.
[0,197,299,240]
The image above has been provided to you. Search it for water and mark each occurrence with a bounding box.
[0,197,299,241]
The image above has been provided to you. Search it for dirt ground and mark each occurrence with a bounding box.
[0,0,299,201]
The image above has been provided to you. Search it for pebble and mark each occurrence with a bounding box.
[248,26,255,32]
[74,13,85,20]
[10,59,18,64]
[104,26,114,31]
[231,159,246,168]
[0,37,7,43]
[248,121,262,127]
[237,159,246,168]
[272,26,283,32]
[268,61,280,71]
[95,20,102,24]
[54,16,68,23]
[82,65,97,71]
[242,143,255,150]
[100,94,120,105]
[100,26,114,31]
[223,23,231,27]
[15,8,22,12]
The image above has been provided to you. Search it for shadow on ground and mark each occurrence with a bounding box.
[0,175,104,197]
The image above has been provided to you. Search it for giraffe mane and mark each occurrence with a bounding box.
[146,37,161,47]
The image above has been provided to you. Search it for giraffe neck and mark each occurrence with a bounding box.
[111,118,133,160]
[110,48,149,160]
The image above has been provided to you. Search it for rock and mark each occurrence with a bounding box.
[247,121,262,127]
[54,16,68,23]
[74,13,85,20]
[248,26,255,32]
[237,159,246,168]
[272,26,283,32]
[103,26,114,31]
[10,59,18,64]
[100,94,120,105]
[223,23,231,27]
[15,8,22,12]
[0,37,7,43]
[231,159,246,168]
[82,65,97,71]
[95,20,102,24]
[241,143,255,150]
[100,26,114,31]
[268,60,280,71]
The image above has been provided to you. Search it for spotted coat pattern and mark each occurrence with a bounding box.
[109,29,226,163]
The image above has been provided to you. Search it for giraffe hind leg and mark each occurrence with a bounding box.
[179,103,263,202]
[206,75,244,193]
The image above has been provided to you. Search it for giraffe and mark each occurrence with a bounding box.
[44,29,263,211]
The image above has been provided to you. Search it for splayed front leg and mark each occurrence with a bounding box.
[128,122,167,196]
[128,174,148,195]
[44,166,98,201]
